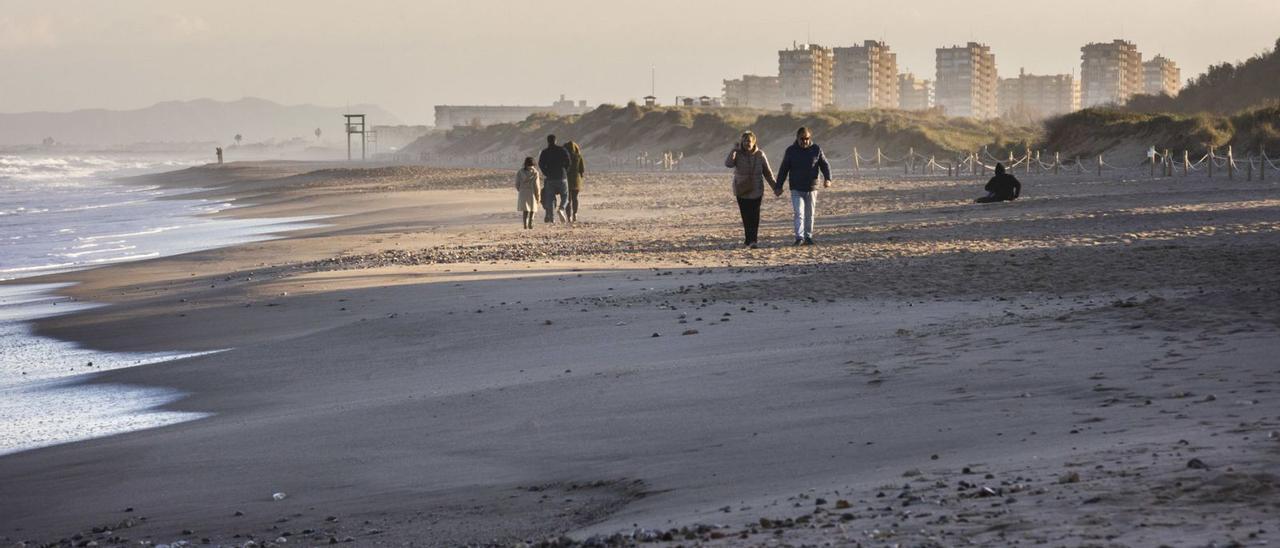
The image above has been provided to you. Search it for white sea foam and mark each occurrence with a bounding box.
[0,154,326,455]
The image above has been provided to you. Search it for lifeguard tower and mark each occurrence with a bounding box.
[344,114,366,161]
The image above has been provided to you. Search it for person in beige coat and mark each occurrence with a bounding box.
[724,131,777,248]
[515,157,541,229]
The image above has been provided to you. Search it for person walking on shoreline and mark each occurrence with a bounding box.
[776,127,831,246]
[565,140,586,223]
[975,162,1022,203]
[724,131,777,249]
[538,134,571,223]
[515,156,542,229]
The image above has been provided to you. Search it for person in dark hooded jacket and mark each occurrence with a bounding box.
[975,162,1022,203]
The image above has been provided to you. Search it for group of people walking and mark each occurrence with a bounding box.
[515,135,586,229]
[516,127,1021,239]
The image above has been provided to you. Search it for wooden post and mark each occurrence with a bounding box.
[876,148,882,171]
[1035,150,1042,173]
[929,155,935,176]
[853,147,860,177]
[1262,146,1267,181]
[1228,146,1234,180]
[1097,155,1103,177]
[1054,152,1060,175]
[1163,149,1171,177]
[1025,148,1032,174]
[1183,150,1189,176]
[908,147,915,174]
[1151,149,1157,177]
[1247,155,1254,181]
[1208,147,1214,178]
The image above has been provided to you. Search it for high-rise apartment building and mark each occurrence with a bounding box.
[898,73,933,111]
[778,43,834,112]
[722,75,782,110]
[1143,55,1181,97]
[1080,40,1143,107]
[998,69,1080,119]
[935,42,998,119]
[833,40,899,110]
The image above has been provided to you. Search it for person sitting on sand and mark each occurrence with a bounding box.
[565,141,586,223]
[516,156,542,229]
[775,127,832,246]
[724,130,777,249]
[975,162,1022,203]
[538,134,572,223]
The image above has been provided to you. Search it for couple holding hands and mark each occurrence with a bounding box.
[725,127,832,248]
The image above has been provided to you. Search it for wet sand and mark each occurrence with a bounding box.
[2,161,1278,547]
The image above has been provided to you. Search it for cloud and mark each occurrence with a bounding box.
[0,16,59,49]
[155,14,210,41]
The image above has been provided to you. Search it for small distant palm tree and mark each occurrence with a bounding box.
[234,134,243,146]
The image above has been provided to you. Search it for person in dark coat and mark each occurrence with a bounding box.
[537,134,571,223]
[775,127,832,245]
[975,162,1022,203]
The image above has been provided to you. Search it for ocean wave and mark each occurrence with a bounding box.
[77,225,184,241]
[58,245,137,258]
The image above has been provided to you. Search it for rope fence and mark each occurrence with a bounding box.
[414,144,1275,182]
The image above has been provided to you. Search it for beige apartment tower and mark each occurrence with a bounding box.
[935,42,998,119]
[722,75,782,110]
[1080,40,1143,107]
[898,73,933,111]
[778,43,834,112]
[832,40,899,110]
[998,69,1080,119]
[1143,55,1181,97]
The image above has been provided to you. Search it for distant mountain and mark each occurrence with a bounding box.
[1127,37,1280,114]
[0,97,402,146]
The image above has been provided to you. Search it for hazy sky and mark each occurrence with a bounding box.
[2,0,1277,124]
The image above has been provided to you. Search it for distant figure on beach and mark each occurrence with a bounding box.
[565,140,586,223]
[725,131,777,249]
[538,134,571,223]
[215,147,223,164]
[776,127,832,246]
[975,162,1022,203]
[516,156,542,229]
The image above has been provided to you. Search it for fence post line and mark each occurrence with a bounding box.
[1053,152,1060,175]
[1228,146,1235,180]
[1025,147,1032,174]
[853,147,860,177]
[1097,154,1103,177]
[1261,146,1267,181]
[1163,149,1171,177]
[1247,154,1254,181]
[876,148,882,171]
[1182,150,1189,176]
[1208,146,1214,178]
[1151,148,1157,177]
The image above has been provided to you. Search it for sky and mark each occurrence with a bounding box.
[1,0,1277,125]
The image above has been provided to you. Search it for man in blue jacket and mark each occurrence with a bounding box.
[538,134,571,223]
[775,127,832,245]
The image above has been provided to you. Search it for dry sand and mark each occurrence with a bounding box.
[1,161,1278,547]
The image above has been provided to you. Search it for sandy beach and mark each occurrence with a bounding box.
[2,161,1278,547]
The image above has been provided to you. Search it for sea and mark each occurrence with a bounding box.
[0,154,323,455]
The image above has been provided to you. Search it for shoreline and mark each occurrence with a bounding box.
[2,161,1278,546]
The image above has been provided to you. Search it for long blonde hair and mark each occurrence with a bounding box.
[565,140,582,158]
